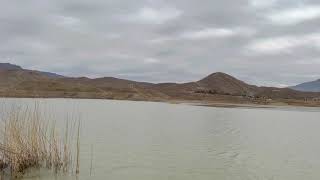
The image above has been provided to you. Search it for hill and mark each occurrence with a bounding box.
[196,72,258,96]
[0,63,319,106]
[0,63,22,70]
[290,79,320,92]
[0,63,64,78]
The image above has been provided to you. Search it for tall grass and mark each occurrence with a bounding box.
[0,104,80,178]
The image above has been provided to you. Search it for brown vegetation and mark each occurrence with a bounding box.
[0,104,80,178]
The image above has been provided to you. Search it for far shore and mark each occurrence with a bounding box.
[1,95,320,109]
[169,100,320,109]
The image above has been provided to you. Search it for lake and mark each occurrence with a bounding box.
[1,98,320,180]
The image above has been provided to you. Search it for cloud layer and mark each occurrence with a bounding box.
[1,0,320,86]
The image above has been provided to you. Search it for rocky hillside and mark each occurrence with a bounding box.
[196,72,258,96]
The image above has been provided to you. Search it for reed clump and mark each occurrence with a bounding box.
[0,104,80,178]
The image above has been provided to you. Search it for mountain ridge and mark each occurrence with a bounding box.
[0,63,319,106]
[290,79,320,92]
[0,63,64,78]
[0,63,23,70]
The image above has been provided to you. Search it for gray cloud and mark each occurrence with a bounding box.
[1,0,320,86]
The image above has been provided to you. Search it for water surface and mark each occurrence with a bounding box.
[1,98,320,180]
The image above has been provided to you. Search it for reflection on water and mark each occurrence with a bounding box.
[1,98,320,180]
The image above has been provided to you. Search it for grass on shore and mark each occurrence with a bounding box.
[0,104,80,178]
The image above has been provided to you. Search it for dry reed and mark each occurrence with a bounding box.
[0,104,80,178]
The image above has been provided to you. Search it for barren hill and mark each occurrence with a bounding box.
[0,63,319,106]
[290,79,320,92]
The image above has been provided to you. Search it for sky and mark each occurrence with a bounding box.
[1,0,320,87]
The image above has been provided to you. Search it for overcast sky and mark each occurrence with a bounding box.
[1,0,320,87]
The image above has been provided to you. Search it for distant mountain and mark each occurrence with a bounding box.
[0,63,64,78]
[0,63,319,106]
[34,71,64,78]
[152,72,319,100]
[290,79,320,92]
[0,63,22,70]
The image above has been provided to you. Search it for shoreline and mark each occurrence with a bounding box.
[0,96,319,109]
[172,101,320,109]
